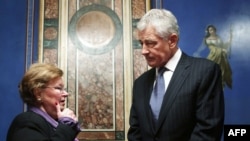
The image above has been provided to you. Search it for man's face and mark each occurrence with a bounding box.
[138,26,177,68]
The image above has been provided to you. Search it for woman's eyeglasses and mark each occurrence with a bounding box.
[43,86,67,93]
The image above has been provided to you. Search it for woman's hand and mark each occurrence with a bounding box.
[56,102,78,122]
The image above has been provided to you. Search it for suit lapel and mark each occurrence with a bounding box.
[156,53,191,132]
[144,68,157,132]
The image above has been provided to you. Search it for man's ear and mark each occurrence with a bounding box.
[168,33,179,48]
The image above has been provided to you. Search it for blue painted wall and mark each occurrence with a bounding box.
[1,0,250,140]
[162,0,250,124]
[0,0,27,140]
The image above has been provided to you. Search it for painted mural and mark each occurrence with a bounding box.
[161,0,250,128]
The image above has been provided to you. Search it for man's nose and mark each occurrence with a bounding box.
[141,45,149,55]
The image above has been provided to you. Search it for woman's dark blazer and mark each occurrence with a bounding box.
[7,110,78,141]
[128,53,224,141]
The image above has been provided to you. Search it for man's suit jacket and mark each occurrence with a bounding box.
[7,111,78,141]
[128,53,224,141]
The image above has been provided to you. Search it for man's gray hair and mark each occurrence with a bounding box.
[137,9,180,39]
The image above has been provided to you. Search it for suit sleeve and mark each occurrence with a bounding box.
[190,63,224,141]
[7,113,79,141]
[127,80,142,141]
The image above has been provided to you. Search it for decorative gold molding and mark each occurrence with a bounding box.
[38,0,44,63]
[124,0,151,140]
[58,0,68,84]
[123,0,133,139]
[146,0,151,11]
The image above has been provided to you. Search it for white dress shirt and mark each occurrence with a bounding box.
[156,48,182,92]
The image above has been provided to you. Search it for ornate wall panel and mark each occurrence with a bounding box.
[38,0,149,140]
[132,0,149,79]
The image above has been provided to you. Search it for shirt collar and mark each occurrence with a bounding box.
[164,48,182,72]
[29,106,58,128]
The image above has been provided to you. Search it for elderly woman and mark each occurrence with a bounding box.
[7,63,80,141]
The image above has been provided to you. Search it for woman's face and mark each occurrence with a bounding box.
[208,27,216,35]
[36,77,68,119]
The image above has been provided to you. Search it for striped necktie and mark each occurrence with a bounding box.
[150,67,167,121]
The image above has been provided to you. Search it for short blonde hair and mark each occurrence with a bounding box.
[19,63,63,106]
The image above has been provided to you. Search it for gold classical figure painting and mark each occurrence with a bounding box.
[194,24,233,89]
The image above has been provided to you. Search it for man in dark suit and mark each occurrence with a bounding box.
[127,9,224,141]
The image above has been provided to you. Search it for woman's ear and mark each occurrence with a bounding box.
[34,88,42,101]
